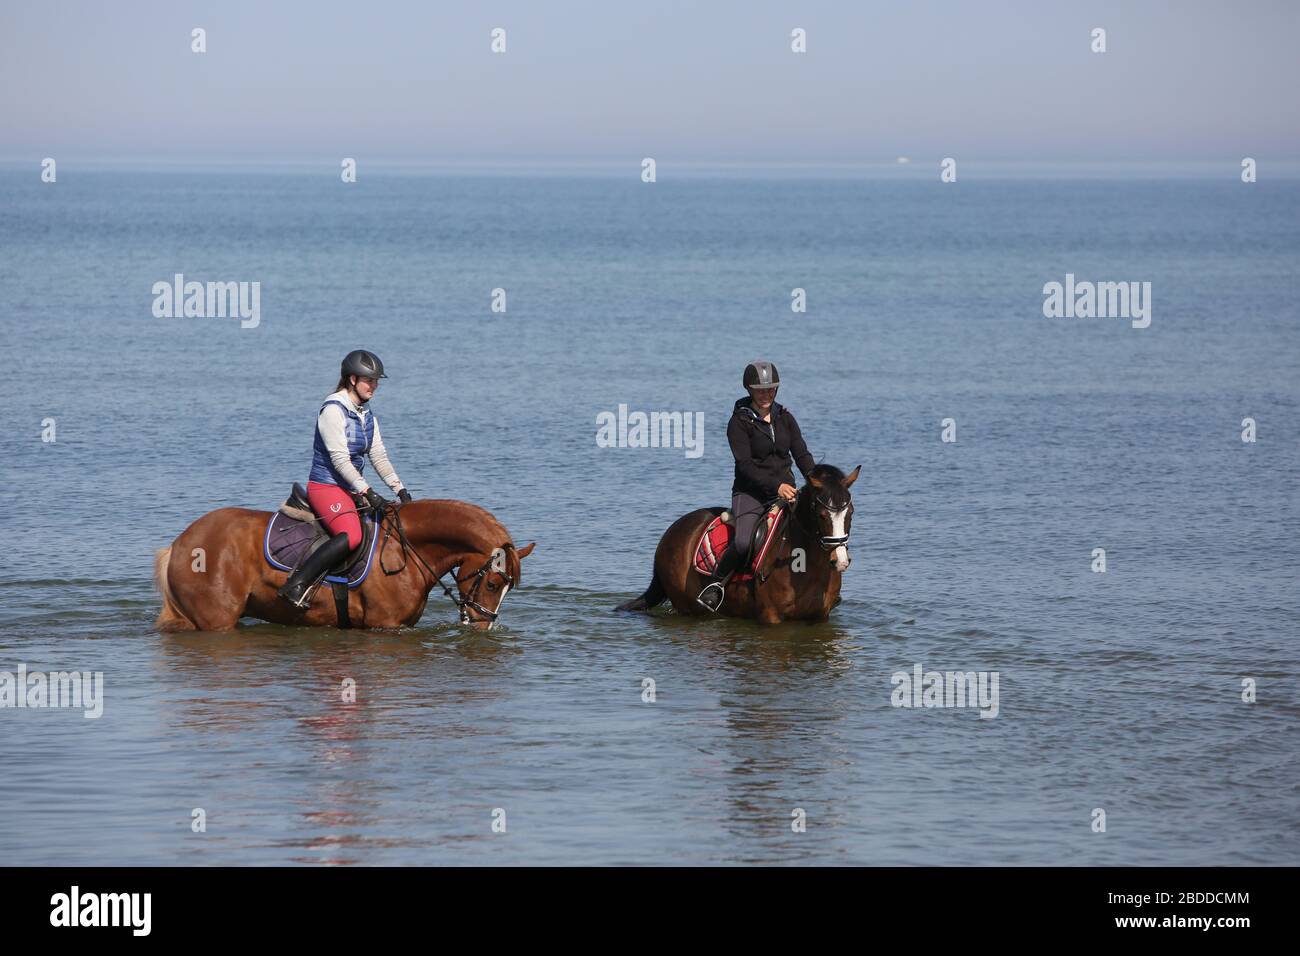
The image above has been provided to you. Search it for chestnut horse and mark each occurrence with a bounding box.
[154,499,534,631]
[616,464,860,624]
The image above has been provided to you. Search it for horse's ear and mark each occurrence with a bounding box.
[806,472,824,488]
[843,465,861,488]
[516,542,536,559]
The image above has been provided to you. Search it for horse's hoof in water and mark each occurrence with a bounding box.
[696,582,725,613]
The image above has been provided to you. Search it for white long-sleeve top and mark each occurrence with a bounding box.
[316,389,405,495]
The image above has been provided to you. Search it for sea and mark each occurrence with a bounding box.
[1,162,1296,864]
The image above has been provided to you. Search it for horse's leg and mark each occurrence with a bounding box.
[751,574,789,624]
[654,509,718,615]
[749,551,835,623]
[165,508,262,631]
[818,573,843,621]
[800,554,842,622]
[354,567,428,628]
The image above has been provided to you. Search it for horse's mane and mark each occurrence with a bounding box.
[417,499,521,585]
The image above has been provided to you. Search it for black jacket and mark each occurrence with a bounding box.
[727,397,816,500]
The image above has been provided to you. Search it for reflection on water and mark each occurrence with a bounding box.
[0,572,1295,865]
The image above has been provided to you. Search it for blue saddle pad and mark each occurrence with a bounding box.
[263,511,379,588]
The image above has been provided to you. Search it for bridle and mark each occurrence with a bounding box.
[793,487,853,551]
[372,503,515,625]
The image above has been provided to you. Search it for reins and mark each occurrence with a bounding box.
[373,502,514,625]
[755,498,794,585]
[790,487,853,551]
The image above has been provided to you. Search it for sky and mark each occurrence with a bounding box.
[1,0,1297,166]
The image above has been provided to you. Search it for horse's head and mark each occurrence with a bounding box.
[455,540,536,629]
[800,464,861,572]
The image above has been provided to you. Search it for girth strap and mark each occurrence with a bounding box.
[331,580,351,629]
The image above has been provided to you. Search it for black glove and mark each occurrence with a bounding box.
[363,488,389,511]
[398,488,412,505]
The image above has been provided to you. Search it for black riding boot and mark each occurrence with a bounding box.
[697,546,743,613]
[277,533,354,608]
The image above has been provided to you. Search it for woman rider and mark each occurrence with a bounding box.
[697,360,817,612]
[277,349,413,607]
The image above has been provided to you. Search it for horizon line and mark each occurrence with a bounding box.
[3,156,1298,179]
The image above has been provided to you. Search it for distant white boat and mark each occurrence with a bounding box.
[896,157,911,165]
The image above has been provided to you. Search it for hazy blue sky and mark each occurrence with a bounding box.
[2,0,1297,165]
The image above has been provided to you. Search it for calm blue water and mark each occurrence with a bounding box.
[1,167,1297,864]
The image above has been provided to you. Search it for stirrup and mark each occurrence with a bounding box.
[697,581,725,613]
[277,533,352,609]
[278,573,324,609]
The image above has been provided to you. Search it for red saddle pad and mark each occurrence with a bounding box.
[693,506,784,582]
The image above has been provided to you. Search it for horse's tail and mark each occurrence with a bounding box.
[153,546,197,632]
[615,568,667,612]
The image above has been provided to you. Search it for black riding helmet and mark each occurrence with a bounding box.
[341,349,388,381]
[743,360,779,391]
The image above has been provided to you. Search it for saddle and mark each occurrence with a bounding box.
[263,483,380,588]
[693,502,786,582]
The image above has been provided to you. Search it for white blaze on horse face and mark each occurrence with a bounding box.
[488,584,510,630]
[829,507,850,571]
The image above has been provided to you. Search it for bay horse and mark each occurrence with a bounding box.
[617,464,860,624]
[154,499,534,631]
